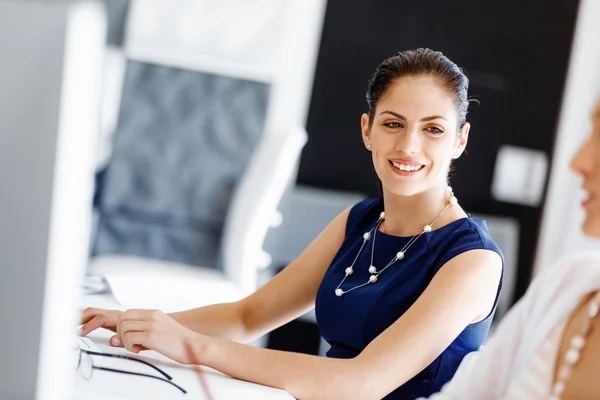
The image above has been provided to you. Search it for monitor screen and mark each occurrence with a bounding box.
[0,1,106,399]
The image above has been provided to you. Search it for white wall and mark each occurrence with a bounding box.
[534,0,600,276]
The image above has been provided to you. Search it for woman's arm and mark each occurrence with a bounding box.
[167,206,351,342]
[118,247,502,400]
[81,207,350,342]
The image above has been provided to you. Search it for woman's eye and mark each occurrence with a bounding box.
[384,122,403,129]
[425,126,444,135]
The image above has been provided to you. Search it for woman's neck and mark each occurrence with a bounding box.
[380,184,464,236]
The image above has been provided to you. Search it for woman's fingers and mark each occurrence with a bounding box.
[79,308,120,336]
[80,307,99,324]
[116,310,146,340]
[115,316,153,352]
[109,334,148,353]
[109,334,124,347]
[121,331,151,353]
[80,314,110,336]
[117,320,148,337]
[109,309,164,353]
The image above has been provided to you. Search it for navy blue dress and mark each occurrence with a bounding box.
[315,197,503,399]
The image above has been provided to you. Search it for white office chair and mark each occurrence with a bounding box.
[221,126,308,295]
[86,0,321,313]
[88,126,308,312]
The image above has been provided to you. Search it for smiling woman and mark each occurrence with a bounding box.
[80,49,504,400]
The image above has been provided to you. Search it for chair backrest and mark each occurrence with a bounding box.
[221,127,308,294]
[91,0,325,281]
[91,64,271,268]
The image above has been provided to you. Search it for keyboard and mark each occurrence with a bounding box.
[75,334,103,353]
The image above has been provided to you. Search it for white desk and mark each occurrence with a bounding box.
[73,293,294,400]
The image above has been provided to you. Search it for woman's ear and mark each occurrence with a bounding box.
[361,113,372,150]
[453,122,470,159]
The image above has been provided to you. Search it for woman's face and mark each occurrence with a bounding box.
[571,98,600,237]
[361,75,469,197]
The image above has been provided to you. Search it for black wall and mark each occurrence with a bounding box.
[300,0,580,303]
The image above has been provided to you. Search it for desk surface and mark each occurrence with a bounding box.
[73,294,294,400]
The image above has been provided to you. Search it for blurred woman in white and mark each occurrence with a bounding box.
[427,97,600,399]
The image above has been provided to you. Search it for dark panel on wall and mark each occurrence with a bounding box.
[301,0,579,302]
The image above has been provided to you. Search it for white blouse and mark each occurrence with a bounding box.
[503,319,566,399]
[424,251,600,400]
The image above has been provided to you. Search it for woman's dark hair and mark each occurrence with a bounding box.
[366,48,469,127]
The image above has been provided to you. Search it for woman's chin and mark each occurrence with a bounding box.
[581,217,600,239]
[381,180,425,197]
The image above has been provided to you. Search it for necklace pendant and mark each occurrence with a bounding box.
[368,265,377,274]
[369,275,378,283]
[588,301,599,318]
[565,349,580,365]
[335,288,343,297]
[571,335,585,350]
[345,267,354,275]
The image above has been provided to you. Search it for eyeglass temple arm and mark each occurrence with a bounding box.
[84,350,173,380]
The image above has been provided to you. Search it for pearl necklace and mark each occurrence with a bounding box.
[334,187,458,297]
[549,290,600,399]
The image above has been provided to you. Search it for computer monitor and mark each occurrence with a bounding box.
[0,2,106,399]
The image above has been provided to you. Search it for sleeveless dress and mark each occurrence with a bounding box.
[315,197,504,399]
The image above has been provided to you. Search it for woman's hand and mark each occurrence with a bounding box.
[114,309,208,365]
[80,307,122,336]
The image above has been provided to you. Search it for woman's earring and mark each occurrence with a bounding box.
[367,144,372,150]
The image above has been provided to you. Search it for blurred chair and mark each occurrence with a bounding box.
[89,126,308,308]
[220,126,308,295]
[91,62,272,272]
[87,0,325,311]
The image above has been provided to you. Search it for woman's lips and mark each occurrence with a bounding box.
[389,160,425,176]
[582,193,595,208]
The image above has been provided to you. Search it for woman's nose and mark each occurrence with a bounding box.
[570,136,593,178]
[395,130,420,154]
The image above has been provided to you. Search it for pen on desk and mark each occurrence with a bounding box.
[186,340,215,400]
